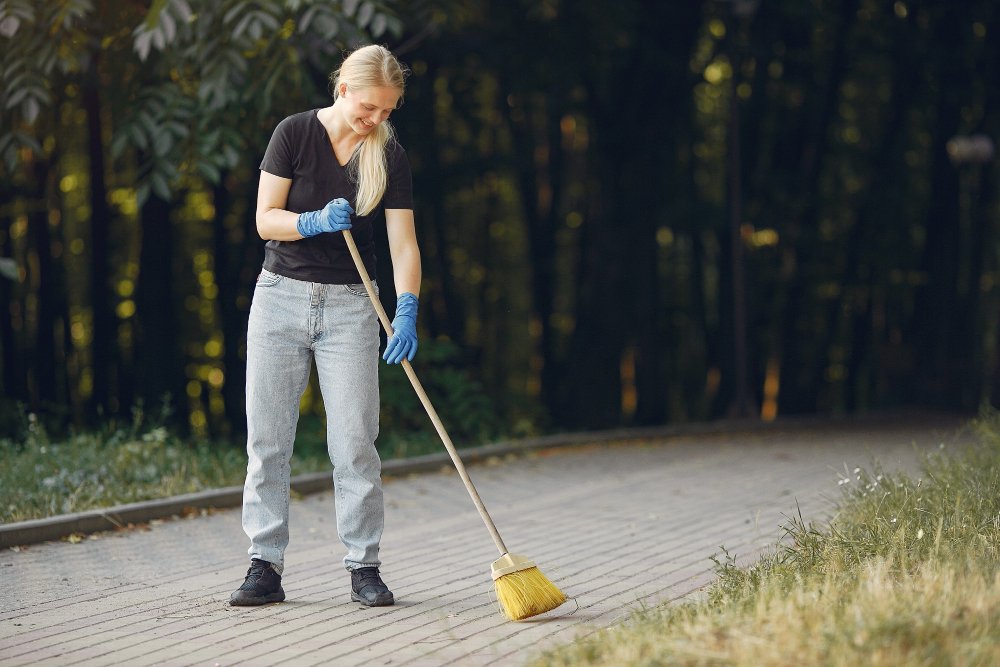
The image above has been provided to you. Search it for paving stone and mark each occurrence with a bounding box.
[0,417,959,666]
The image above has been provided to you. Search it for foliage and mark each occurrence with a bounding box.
[527,409,1000,667]
[114,0,405,206]
[0,0,93,169]
[0,342,502,522]
[1,412,238,523]
[1,0,1000,444]
[375,339,504,458]
[0,411,340,523]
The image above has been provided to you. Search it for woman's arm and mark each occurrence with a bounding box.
[256,171,304,241]
[385,208,421,297]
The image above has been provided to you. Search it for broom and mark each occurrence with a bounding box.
[342,228,566,621]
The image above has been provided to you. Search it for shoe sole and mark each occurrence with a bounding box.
[351,590,394,607]
[230,589,286,606]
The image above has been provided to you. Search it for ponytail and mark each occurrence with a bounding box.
[330,45,407,216]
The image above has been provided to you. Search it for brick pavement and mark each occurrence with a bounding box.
[0,418,960,666]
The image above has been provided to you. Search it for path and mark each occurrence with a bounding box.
[0,417,960,666]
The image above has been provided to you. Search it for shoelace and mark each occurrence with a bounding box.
[355,570,384,589]
[244,562,268,586]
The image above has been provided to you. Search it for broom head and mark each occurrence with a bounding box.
[491,553,566,621]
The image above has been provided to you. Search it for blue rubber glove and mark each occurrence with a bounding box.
[296,198,354,238]
[383,292,418,364]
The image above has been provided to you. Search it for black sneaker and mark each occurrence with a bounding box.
[351,567,394,606]
[230,559,285,606]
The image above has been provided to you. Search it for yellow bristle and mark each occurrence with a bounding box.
[493,566,567,621]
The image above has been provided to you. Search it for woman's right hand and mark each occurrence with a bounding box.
[296,198,354,238]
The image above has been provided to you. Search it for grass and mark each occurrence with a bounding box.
[528,408,1000,667]
[0,412,338,524]
[1,340,513,525]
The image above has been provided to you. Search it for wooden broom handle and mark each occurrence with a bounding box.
[342,229,509,556]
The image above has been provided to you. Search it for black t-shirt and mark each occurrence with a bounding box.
[258,108,413,284]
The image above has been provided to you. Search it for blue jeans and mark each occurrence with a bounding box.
[242,269,383,573]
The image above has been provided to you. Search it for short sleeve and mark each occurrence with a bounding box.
[383,143,413,210]
[259,117,296,178]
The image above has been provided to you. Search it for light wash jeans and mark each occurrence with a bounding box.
[242,269,383,573]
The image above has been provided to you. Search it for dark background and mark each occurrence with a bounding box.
[0,0,997,448]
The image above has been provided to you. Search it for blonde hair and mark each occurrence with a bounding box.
[330,45,408,216]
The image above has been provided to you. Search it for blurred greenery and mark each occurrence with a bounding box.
[0,338,501,522]
[1,0,998,447]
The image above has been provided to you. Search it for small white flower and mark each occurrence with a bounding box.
[891,518,897,523]
[916,529,924,539]
[854,468,860,474]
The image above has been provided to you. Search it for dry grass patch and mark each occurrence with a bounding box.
[530,410,1000,667]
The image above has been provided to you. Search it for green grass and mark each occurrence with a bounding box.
[0,414,333,524]
[1,340,511,525]
[528,409,1000,667]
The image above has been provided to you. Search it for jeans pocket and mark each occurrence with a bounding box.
[345,281,378,297]
[256,269,282,288]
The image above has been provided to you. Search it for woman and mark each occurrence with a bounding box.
[230,45,419,608]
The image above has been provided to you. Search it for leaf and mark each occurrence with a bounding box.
[222,2,248,26]
[314,13,338,39]
[160,10,176,43]
[23,95,38,123]
[385,16,402,38]
[128,124,148,151]
[135,183,151,209]
[356,1,373,28]
[247,17,262,41]
[343,0,360,18]
[13,131,41,152]
[170,0,192,22]
[134,30,153,61]
[196,160,221,183]
[151,27,165,51]
[370,12,386,37]
[5,86,28,108]
[298,5,316,32]
[0,258,17,280]
[0,15,20,37]
[110,132,129,159]
[150,171,171,200]
[2,143,16,173]
[143,0,170,31]
[152,129,173,157]
[231,12,253,40]
[161,163,179,180]
[222,144,240,168]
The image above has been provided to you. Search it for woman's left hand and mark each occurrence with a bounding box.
[384,292,418,364]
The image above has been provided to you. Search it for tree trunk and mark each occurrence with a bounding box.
[83,57,115,417]
[136,194,183,423]
[0,181,23,404]
[776,0,859,414]
[212,178,246,436]
[27,158,58,411]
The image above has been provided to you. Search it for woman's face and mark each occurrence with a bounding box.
[338,84,400,136]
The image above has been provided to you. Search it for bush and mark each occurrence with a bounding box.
[0,342,507,523]
[0,412,330,524]
[375,340,504,459]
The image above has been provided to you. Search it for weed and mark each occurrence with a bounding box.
[528,407,1000,667]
